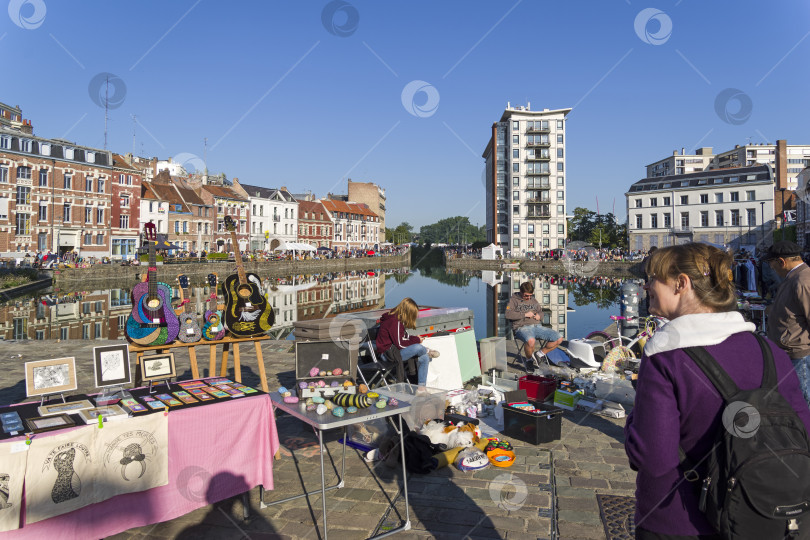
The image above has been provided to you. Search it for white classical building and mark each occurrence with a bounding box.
[483,103,570,255]
[236,182,298,251]
[626,164,775,251]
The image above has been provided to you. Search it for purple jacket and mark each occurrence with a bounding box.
[625,329,810,536]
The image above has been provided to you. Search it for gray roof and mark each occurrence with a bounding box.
[627,164,771,194]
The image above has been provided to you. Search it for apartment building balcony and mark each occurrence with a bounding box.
[526,126,550,134]
[525,198,551,204]
[525,213,551,220]
[527,154,551,161]
[526,141,551,148]
[671,226,692,234]
[525,170,550,176]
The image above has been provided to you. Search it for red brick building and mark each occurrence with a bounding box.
[111,155,141,260]
[297,200,333,248]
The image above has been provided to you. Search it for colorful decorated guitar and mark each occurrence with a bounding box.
[175,274,202,343]
[202,273,226,341]
[221,216,275,337]
[125,223,180,345]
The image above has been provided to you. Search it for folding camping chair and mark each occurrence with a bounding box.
[509,325,551,373]
[356,325,400,389]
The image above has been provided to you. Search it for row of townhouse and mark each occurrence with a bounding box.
[0,102,387,257]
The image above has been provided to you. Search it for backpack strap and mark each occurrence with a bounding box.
[753,333,778,391]
[682,345,740,403]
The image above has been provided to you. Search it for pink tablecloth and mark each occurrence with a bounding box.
[4,393,279,538]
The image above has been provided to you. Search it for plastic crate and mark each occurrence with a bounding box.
[502,390,563,445]
[518,375,556,402]
[376,383,447,431]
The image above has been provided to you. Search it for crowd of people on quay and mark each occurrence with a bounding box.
[444,245,649,261]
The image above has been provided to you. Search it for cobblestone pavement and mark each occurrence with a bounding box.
[0,339,635,539]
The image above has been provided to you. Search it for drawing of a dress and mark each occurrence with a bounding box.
[51,448,80,504]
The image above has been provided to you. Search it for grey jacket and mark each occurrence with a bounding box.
[767,263,810,359]
[505,292,544,331]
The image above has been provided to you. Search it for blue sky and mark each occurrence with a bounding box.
[3,0,809,229]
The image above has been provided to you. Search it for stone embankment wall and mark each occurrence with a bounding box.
[446,256,642,277]
[53,253,411,288]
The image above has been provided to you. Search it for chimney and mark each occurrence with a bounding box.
[776,139,788,190]
[681,148,685,155]
[507,101,511,109]
[20,119,33,135]
[673,150,678,156]
[527,101,530,110]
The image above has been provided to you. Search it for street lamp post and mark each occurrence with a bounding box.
[779,188,786,230]
[760,201,766,244]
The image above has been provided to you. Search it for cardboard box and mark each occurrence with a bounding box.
[553,388,583,411]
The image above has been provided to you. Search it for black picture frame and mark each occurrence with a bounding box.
[140,353,177,382]
[92,344,132,388]
[25,413,76,434]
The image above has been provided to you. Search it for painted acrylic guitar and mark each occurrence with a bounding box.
[125,222,180,346]
[202,273,226,341]
[221,215,275,337]
[175,274,202,343]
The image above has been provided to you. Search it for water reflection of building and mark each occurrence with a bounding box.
[485,271,569,340]
[1,269,396,341]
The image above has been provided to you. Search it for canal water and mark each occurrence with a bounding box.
[0,264,638,342]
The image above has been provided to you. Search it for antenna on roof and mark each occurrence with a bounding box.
[131,114,137,157]
[104,76,109,150]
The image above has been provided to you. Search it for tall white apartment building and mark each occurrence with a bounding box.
[483,103,570,254]
[236,181,298,251]
[626,164,775,251]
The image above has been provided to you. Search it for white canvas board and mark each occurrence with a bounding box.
[422,335,463,391]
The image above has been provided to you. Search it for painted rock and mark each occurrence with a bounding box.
[332,368,343,376]
[283,396,299,404]
[281,391,292,398]
[331,381,340,387]
[358,384,369,394]
[309,367,320,377]
[312,396,325,404]
[306,404,317,411]
[316,404,328,415]
[388,398,398,407]
[367,392,379,399]
[319,370,327,377]
[299,382,308,389]
[326,371,333,376]
[343,380,354,387]
[305,397,314,406]
[278,386,288,394]
[375,400,387,409]
[346,406,358,414]
[325,400,334,410]
[317,380,326,387]
[332,406,345,417]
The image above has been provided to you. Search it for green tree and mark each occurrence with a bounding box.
[386,222,414,244]
[419,216,486,245]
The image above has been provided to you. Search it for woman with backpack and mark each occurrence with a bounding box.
[376,298,440,387]
[625,243,810,539]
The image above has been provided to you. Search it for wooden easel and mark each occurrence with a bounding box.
[129,335,272,392]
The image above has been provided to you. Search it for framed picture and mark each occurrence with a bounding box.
[78,405,127,424]
[93,344,131,388]
[37,399,95,417]
[139,353,177,382]
[25,414,75,434]
[25,357,78,397]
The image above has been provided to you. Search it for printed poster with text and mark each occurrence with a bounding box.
[0,440,28,532]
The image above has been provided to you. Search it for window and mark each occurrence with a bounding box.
[635,200,642,208]
[86,176,93,191]
[183,221,188,233]
[715,210,724,226]
[557,120,563,130]
[558,224,564,234]
[97,178,104,193]
[64,173,72,189]
[13,318,26,340]
[513,177,519,187]
[120,194,130,208]
[746,190,755,201]
[513,224,519,233]
[700,194,709,204]
[663,213,671,228]
[528,224,534,234]
[636,215,643,228]
[557,134,563,144]
[512,121,519,130]
[512,135,519,144]
[650,198,657,207]
[731,209,741,226]
[680,195,688,205]
[15,213,30,235]
[175,221,180,233]
[82,324,90,340]
[63,203,70,221]
[557,191,564,200]
[681,212,689,227]
[512,149,519,159]
[84,233,92,245]
[513,190,519,201]
[38,202,47,221]
[663,196,670,206]
[557,163,564,172]
[715,193,723,203]
[17,166,31,180]
[0,136,9,149]
[40,143,50,156]
[85,206,91,223]
[0,166,7,183]
[651,214,658,228]
[20,139,31,152]
[120,215,129,228]
[96,208,103,223]
[557,176,564,186]
[16,186,30,205]
[700,211,708,227]
[542,224,549,234]
[513,238,519,248]
[39,169,48,186]
[747,209,756,226]
[96,233,103,245]
[512,163,519,173]
[557,205,564,213]
[730,192,739,202]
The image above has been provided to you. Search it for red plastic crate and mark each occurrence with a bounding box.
[518,375,557,402]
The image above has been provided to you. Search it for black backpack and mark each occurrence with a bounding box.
[680,334,810,539]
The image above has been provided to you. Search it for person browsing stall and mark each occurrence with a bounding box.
[505,282,564,363]
[625,243,810,539]
[376,298,440,387]
[764,240,810,407]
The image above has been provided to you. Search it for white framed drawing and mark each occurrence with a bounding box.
[25,357,78,397]
[92,344,131,388]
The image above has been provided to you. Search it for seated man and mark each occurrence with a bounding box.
[505,281,564,362]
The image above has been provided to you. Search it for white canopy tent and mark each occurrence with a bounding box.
[481,243,503,260]
[273,242,316,255]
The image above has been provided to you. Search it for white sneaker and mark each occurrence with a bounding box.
[427,349,440,358]
[533,351,546,363]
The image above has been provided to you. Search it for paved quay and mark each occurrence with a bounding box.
[0,339,635,539]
